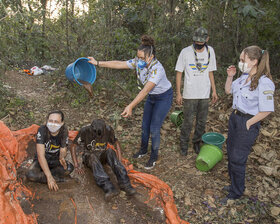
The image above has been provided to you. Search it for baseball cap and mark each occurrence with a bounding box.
[193,27,208,42]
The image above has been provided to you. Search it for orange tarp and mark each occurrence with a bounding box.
[0,122,189,224]
[0,121,38,224]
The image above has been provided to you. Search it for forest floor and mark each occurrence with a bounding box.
[0,68,279,224]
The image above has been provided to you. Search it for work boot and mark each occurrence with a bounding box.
[104,188,119,202]
[121,185,137,196]
[180,148,188,156]
[193,142,201,154]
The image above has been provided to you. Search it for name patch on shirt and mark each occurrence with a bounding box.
[263,90,274,95]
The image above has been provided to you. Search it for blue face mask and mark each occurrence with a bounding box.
[137,59,147,69]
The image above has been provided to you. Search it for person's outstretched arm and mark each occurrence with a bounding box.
[121,81,156,117]
[88,57,129,69]
[37,144,59,191]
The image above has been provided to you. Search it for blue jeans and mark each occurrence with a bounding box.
[140,88,173,161]
[227,111,260,199]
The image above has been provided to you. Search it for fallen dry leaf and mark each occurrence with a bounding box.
[271,206,280,216]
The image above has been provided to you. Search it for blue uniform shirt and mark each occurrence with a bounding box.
[126,58,172,95]
[231,74,275,115]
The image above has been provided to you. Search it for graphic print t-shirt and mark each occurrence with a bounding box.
[175,45,217,99]
[36,125,69,158]
[73,124,117,151]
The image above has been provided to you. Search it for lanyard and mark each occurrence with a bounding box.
[192,44,210,72]
[136,58,158,90]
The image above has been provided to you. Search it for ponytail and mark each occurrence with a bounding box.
[138,35,156,57]
[243,46,272,90]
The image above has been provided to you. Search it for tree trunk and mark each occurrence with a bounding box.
[40,0,48,59]
[66,0,70,56]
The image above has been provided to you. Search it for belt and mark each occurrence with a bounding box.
[233,109,253,119]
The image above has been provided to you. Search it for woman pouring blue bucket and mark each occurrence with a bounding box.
[88,35,173,170]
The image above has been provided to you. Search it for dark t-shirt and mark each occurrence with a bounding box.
[36,125,69,159]
[73,124,117,151]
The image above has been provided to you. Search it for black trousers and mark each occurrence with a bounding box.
[26,155,74,183]
[226,112,260,199]
[83,148,131,193]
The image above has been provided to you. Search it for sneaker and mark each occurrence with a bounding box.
[104,188,119,202]
[180,148,188,156]
[133,150,147,159]
[144,158,156,170]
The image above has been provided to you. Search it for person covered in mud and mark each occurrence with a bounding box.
[26,110,74,191]
[70,119,136,202]
[88,35,173,169]
[222,46,275,204]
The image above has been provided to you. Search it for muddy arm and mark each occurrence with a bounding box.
[70,143,79,168]
[37,144,58,191]
[70,143,84,175]
[37,144,52,179]
[114,140,122,161]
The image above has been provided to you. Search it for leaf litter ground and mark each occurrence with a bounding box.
[0,70,279,223]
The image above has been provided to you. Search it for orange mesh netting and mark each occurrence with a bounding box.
[0,122,188,224]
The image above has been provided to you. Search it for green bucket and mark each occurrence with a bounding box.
[196,144,223,171]
[202,132,225,149]
[170,111,184,127]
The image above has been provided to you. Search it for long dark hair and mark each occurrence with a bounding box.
[138,35,156,57]
[45,110,67,140]
[243,46,273,90]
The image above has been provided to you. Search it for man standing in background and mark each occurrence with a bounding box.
[175,27,218,156]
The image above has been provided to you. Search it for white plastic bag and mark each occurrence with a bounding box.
[31,66,44,76]
[41,65,56,71]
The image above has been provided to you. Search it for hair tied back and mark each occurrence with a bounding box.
[141,35,154,46]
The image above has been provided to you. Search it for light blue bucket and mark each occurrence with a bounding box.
[65,57,96,86]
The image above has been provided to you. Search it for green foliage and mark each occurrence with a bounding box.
[0,82,9,118]
[0,0,279,83]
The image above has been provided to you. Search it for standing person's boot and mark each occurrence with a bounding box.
[181,147,188,156]
[193,141,201,154]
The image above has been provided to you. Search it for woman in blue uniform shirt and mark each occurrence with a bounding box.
[88,35,173,169]
[223,45,275,204]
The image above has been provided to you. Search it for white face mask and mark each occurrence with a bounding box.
[47,122,62,133]
[238,62,252,73]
